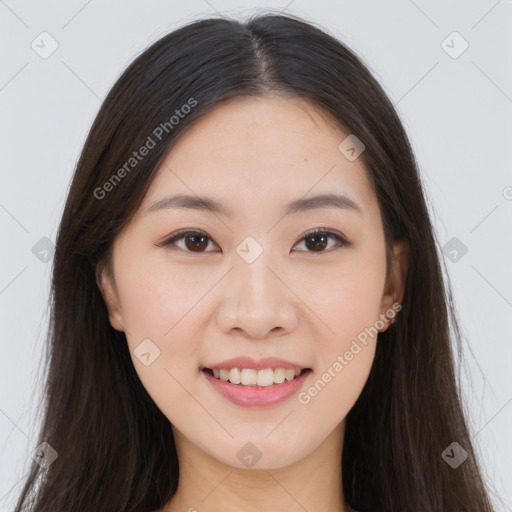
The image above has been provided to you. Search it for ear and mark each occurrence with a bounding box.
[377,240,409,333]
[96,261,125,332]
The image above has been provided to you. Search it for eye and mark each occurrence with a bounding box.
[292,228,350,253]
[158,228,350,254]
[159,229,219,253]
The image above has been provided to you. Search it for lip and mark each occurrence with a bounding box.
[201,367,313,408]
[202,356,306,371]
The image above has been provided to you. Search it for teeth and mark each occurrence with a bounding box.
[257,369,274,387]
[285,369,295,381]
[209,367,307,386]
[240,368,257,386]
[273,368,285,383]
[228,368,241,384]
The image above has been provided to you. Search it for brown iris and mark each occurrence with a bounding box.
[184,233,209,252]
[304,232,328,252]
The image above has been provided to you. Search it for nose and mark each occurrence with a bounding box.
[215,249,299,340]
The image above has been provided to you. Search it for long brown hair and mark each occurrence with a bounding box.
[15,12,496,512]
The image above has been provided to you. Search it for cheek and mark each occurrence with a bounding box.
[306,277,379,399]
[296,250,386,352]
[115,248,212,340]
[296,339,376,439]
[113,249,216,409]
[295,261,384,424]
[114,253,211,422]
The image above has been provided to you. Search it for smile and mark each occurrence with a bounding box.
[204,367,310,387]
[201,366,313,407]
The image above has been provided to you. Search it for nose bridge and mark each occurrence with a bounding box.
[215,236,298,337]
[233,238,280,308]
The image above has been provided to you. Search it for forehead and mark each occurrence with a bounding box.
[161,94,352,168]
[138,95,377,225]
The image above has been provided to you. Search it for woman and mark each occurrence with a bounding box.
[15,12,495,512]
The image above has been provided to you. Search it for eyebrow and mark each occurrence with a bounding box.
[143,192,363,218]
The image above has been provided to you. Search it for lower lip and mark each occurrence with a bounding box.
[202,369,312,407]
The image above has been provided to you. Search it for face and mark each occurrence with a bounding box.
[98,94,408,470]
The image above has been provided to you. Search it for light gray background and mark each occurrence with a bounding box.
[1,1,511,510]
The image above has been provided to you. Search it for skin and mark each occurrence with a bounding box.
[98,94,409,512]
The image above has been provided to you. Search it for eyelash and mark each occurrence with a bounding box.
[158,228,351,254]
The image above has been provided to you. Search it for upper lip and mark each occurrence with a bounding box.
[202,357,310,371]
